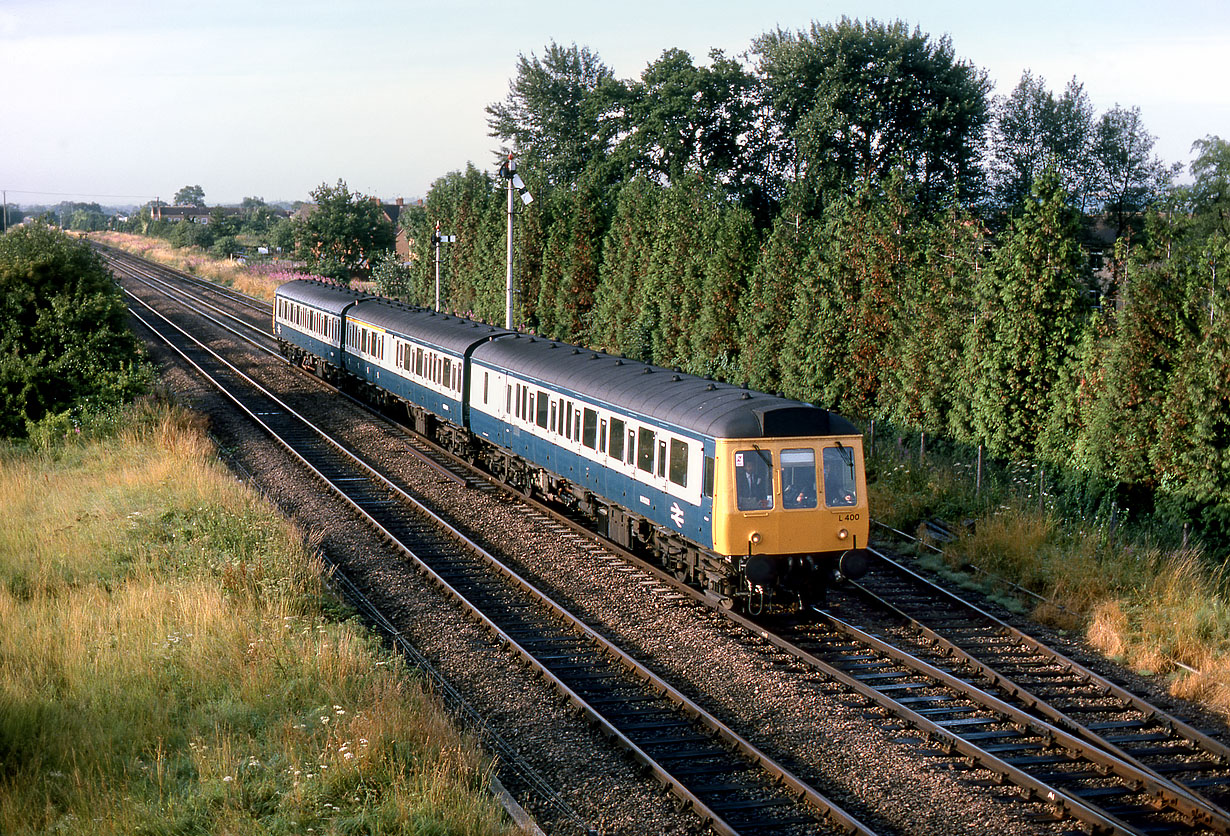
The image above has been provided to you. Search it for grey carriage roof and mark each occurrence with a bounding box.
[276,279,371,315]
[349,299,508,355]
[472,335,858,440]
[276,280,858,439]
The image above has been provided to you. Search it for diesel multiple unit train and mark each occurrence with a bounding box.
[274,279,870,609]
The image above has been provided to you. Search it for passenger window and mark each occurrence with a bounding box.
[637,429,655,473]
[609,419,625,461]
[703,456,715,497]
[735,450,774,511]
[582,409,597,449]
[599,420,607,454]
[627,430,636,464]
[536,390,549,429]
[483,372,489,404]
[443,361,451,390]
[565,403,573,440]
[669,439,688,487]
[657,440,667,478]
[782,448,818,509]
[823,446,858,507]
[550,401,557,433]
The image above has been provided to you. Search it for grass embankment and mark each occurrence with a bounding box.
[90,232,283,301]
[0,400,512,835]
[872,455,1230,717]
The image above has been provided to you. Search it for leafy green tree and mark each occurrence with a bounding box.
[738,215,814,391]
[371,250,414,300]
[0,224,149,438]
[780,177,915,414]
[1152,232,1230,535]
[884,201,985,435]
[689,200,757,375]
[486,42,616,188]
[1188,135,1230,237]
[1074,247,1183,486]
[173,185,206,207]
[591,178,662,358]
[1092,105,1173,236]
[988,73,1096,211]
[753,17,991,211]
[966,171,1090,458]
[407,166,506,318]
[295,180,396,284]
[269,217,296,255]
[168,217,215,250]
[616,49,768,214]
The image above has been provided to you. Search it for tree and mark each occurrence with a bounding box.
[989,73,1096,211]
[591,178,662,358]
[294,180,396,283]
[967,171,1089,459]
[0,224,148,437]
[173,185,206,207]
[616,49,768,213]
[1092,105,1173,236]
[1188,135,1230,237]
[371,251,414,300]
[753,18,991,211]
[486,42,616,188]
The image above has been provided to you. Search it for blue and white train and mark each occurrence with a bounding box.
[274,278,869,608]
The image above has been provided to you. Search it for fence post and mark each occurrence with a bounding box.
[919,431,925,464]
[976,444,983,498]
[868,419,875,458]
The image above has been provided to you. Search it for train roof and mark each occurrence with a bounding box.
[275,279,371,315]
[472,335,858,440]
[349,299,509,355]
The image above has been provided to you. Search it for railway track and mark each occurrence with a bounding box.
[106,245,1230,834]
[115,256,875,836]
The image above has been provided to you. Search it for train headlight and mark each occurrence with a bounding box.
[749,532,762,546]
[838,528,849,541]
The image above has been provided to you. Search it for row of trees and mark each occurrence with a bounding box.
[392,21,1228,540]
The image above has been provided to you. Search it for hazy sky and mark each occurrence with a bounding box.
[3,0,1227,207]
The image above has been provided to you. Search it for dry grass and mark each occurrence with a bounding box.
[0,401,512,835]
[944,503,1230,718]
[90,232,281,301]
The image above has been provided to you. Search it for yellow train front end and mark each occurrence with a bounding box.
[712,435,870,600]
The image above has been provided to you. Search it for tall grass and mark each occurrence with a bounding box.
[91,232,282,301]
[0,400,512,835]
[871,445,1230,718]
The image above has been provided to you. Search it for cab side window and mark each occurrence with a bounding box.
[822,446,858,507]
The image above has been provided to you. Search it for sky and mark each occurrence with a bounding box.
[2,0,1228,208]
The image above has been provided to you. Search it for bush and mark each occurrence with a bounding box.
[0,224,152,439]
